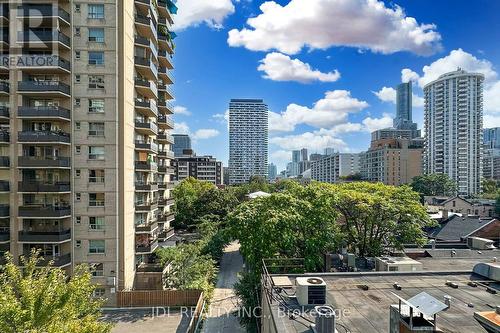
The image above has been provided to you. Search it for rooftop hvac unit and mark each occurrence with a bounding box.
[296,277,326,306]
[314,305,336,333]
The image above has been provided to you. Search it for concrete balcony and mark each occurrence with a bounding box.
[0,204,9,217]
[18,156,70,168]
[0,106,9,119]
[0,180,9,192]
[158,100,174,114]
[135,77,157,99]
[158,150,174,159]
[157,133,174,144]
[18,131,70,144]
[135,14,157,41]
[135,141,158,153]
[134,36,158,59]
[134,56,158,81]
[135,99,158,117]
[158,227,175,241]
[158,212,175,224]
[0,32,8,46]
[136,240,159,254]
[18,181,71,193]
[158,115,174,129]
[17,5,70,24]
[135,220,159,234]
[20,253,71,267]
[158,50,174,70]
[135,161,158,172]
[135,182,159,192]
[157,32,174,55]
[135,201,158,212]
[18,205,71,218]
[0,156,9,168]
[17,30,71,49]
[18,229,71,243]
[0,4,8,24]
[18,106,71,121]
[158,66,173,84]
[14,55,70,73]
[135,121,158,136]
[0,81,9,95]
[18,81,70,96]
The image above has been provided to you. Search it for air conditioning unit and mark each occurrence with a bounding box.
[296,277,326,306]
[314,305,336,333]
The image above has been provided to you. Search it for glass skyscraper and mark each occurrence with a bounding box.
[172,134,192,157]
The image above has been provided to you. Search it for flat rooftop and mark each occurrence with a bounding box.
[102,308,191,333]
[266,272,499,333]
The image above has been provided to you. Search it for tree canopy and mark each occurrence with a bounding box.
[411,173,457,197]
[0,252,111,333]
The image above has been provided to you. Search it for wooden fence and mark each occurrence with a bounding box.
[117,289,202,307]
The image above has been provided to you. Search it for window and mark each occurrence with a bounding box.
[75,75,81,83]
[75,146,81,154]
[88,51,104,65]
[93,288,105,297]
[75,216,81,224]
[75,27,81,36]
[75,4,81,12]
[75,122,81,130]
[88,122,105,136]
[91,263,104,277]
[89,193,105,207]
[75,51,81,59]
[88,146,105,160]
[89,169,105,183]
[88,4,104,19]
[89,99,105,113]
[75,98,81,106]
[76,193,81,201]
[89,240,105,254]
[76,240,82,248]
[88,28,104,43]
[88,75,104,89]
[89,216,105,230]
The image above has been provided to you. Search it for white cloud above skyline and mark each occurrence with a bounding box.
[373,86,424,107]
[258,52,341,83]
[173,105,192,116]
[175,0,235,30]
[228,0,441,55]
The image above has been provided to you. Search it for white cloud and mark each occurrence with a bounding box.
[193,128,220,139]
[174,122,190,134]
[485,81,500,113]
[258,52,341,83]
[228,0,441,55]
[270,132,348,152]
[175,0,235,30]
[373,86,424,107]
[401,68,420,83]
[416,48,497,87]
[362,113,394,132]
[270,90,369,132]
[173,105,191,116]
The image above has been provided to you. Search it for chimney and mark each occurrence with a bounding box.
[314,306,336,333]
[444,295,451,308]
[442,209,449,220]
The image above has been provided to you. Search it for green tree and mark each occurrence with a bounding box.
[334,182,432,256]
[481,178,499,199]
[0,252,111,333]
[156,243,218,298]
[411,173,457,197]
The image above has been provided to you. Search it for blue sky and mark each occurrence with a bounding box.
[171,0,500,171]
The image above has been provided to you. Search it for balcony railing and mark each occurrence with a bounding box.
[135,161,158,172]
[158,227,175,240]
[18,131,70,143]
[158,115,174,128]
[135,201,158,211]
[135,182,159,191]
[135,220,159,233]
[18,205,71,218]
[18,81,70,95]
[18,181,70,193]
[14,55,70,71]
[20,253,71,267]
[18,106,71,120]
[18,229,71,242]
[136,240,159,253]
[17,31,70,47]
[17,5,71,23]
[18,156,70,168]
[135,141,158,152]
[135,121,158,134]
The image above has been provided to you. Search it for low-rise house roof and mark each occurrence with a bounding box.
[429,215,499,241]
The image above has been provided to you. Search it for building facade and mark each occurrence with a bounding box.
[424,69,484,196]
[172,154,223,185]
[0,0,177,305]
[268,163,277,181]
[228,99,268,184]
[360,138,423,186]
[172,133,191,157]
[311,153,360,183]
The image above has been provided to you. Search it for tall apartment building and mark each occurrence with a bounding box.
[172,153,223,185]
[228,99,268,184]
[311,153,360,183]
[172,133,191,157]
[424,69,484,196]
[483,128,500,180]
[484,128,500,149]
[268,163,277,181]
[360,138,423,186]
[0,0,177,305]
